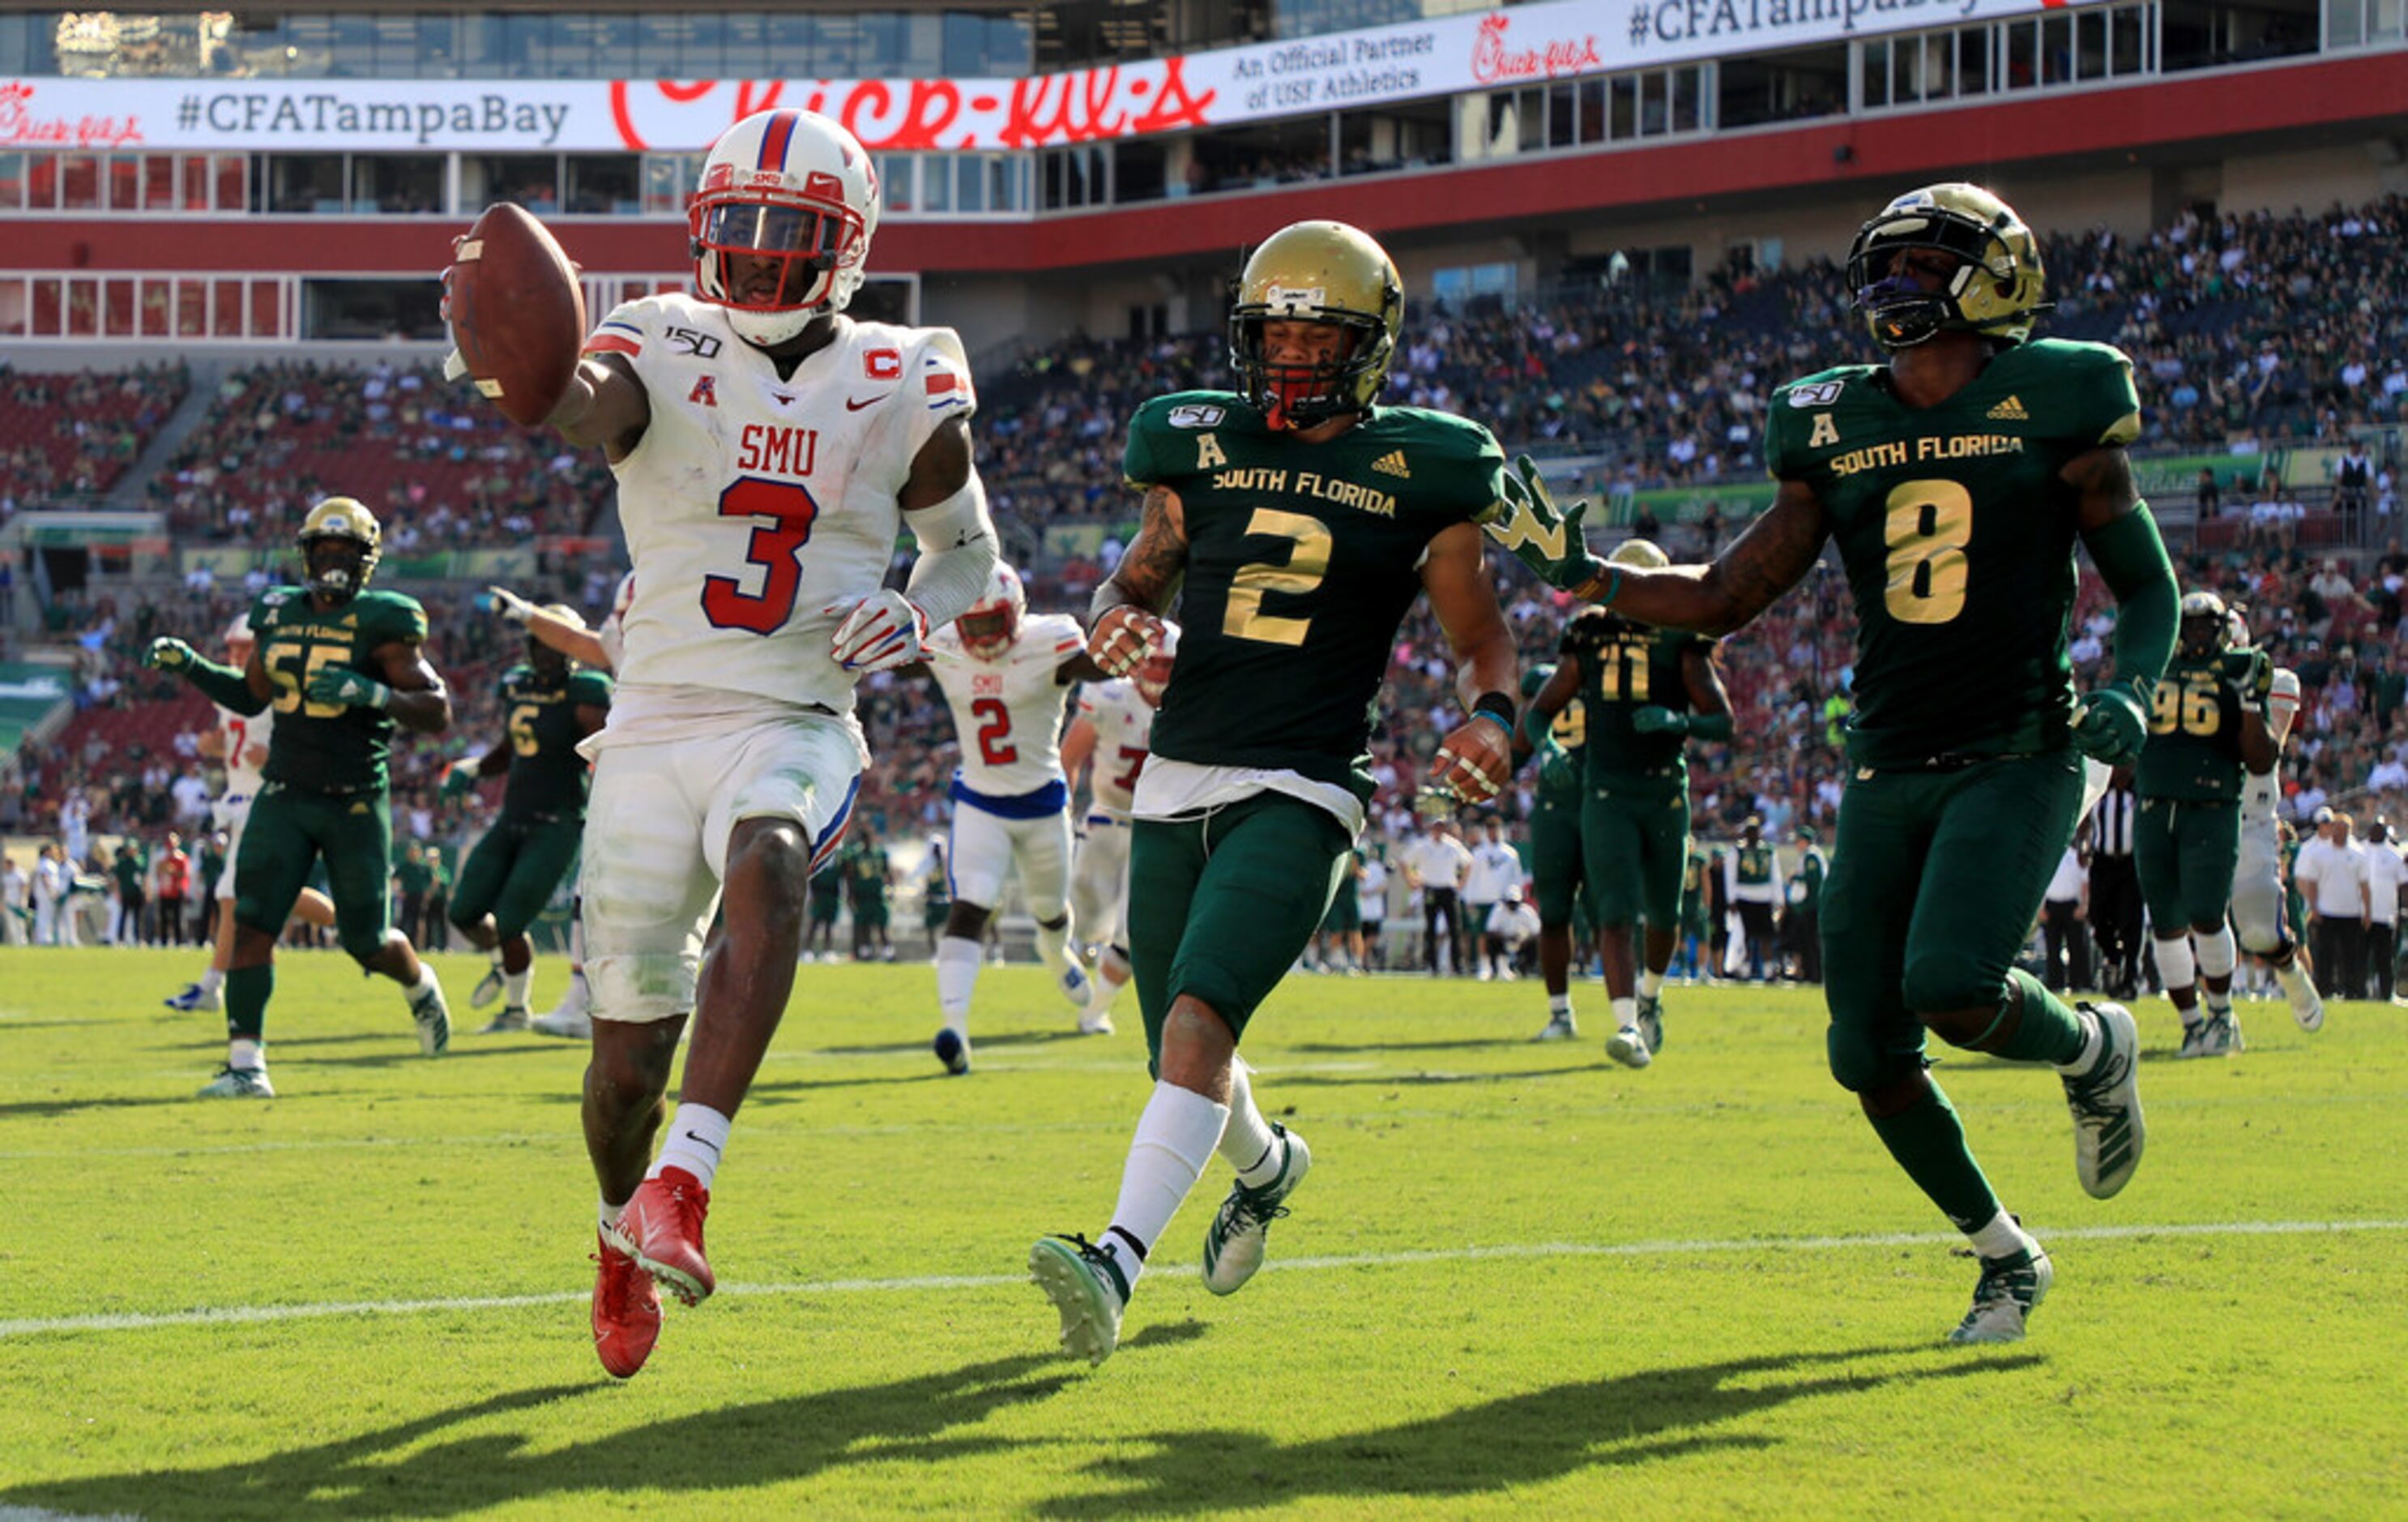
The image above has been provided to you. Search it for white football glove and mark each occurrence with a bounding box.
[487,585,535,625]
[827,592,933,673]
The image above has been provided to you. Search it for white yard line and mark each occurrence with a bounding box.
[2,1217,2401,1341]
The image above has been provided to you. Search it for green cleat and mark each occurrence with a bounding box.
[2064,1002,2143,1199]
[410,973,451,1057]
[1636,993,1664,1054]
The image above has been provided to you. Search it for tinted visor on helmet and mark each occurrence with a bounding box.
[958,605,1015,656]
[697,201,853,312]
[1847,211,1998,348]
[1230,312,1381,430]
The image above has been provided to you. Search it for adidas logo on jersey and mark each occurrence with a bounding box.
[1370,450,1411,479]
[1987,395,2030,421]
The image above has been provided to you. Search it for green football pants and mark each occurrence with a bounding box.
[450,814,583,942]
[1821,750,2083,1093]
[2134,796,2240,931]
[1127,792,1351,1070]
[235,782,394,962]
[1579,776,1689,929]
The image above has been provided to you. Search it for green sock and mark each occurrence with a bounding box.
[1867,1080,2001,1233]
[225,964,273,1042]
[1996,969,2087,1065]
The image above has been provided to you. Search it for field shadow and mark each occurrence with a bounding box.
[0,1353,1078,1519]
[0,1093,216,1119]
[1037,1342,2039,1517]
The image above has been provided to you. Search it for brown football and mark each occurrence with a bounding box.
[446,203,586,428]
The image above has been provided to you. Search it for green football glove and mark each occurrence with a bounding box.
[439,763,477,799]
[1480,455,1606,592]
[1631,705,1689,736]
[1537,738,1579,793]
[305,667,392,712]
[2071,680,2150,768]
[144,636,195,672]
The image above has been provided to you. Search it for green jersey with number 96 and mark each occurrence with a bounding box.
[246,584,429,795]
[1763,337,2142,769]
[1125,391,1506,797]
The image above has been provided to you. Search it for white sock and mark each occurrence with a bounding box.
[936,935,982,1034]
[1087,947,1131,1017]
[599,1197,625,1232]
[1637,968,1666,999]
[2195,926,2237,981]
[2053,1009,2104,1074]
[198,966,225,996]
[1104,1082,1229,1297]
[651,1101,732,1191]
[404,962,438,1003]
[1035,915,1075,975]
[1217,1059,1279,1181]
[504,967,532,1009]
[1548,992,1572,1018]
[228,1037,263,1071]
[1966,1209,2039,1262]
[1612,994,1638,1028]
[2153,935,2197,1016]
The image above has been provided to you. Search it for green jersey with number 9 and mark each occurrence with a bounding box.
[1125,391,1505,797]
[246,584,429,794]
[1763,337,2141,768]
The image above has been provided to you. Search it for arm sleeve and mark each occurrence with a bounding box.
[184,656,267,715]
[2085,505,2178,693]
[902,472,1000,631]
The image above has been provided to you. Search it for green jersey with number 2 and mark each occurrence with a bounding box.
[1125,391,1506,796]
[1763,337,2142,769]
[247,584,429,795]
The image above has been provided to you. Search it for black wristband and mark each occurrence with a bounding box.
[1471,691,1515,729]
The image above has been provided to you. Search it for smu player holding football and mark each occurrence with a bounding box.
[923,562,1107,1072]
[457,108,998,1379]
[1059,626,1179,1034]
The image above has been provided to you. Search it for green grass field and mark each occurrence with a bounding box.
[2,947,2402,1519]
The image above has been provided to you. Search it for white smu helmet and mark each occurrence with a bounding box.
[958,562,1027,661]
[690,108,881,348]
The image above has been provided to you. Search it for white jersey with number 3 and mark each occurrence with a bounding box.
[928,614,1085,797]
[1076,678,1156,821]
[583,293,975,742]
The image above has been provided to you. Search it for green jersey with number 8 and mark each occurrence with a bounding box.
[1125,391,1505,796]
[246,584,429,794]
[1762,337,2141,768]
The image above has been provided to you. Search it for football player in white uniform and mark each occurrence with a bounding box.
[1060,626,1178,1034]
[2228,617,2324,1030]
[923,562,1106,1071]
[464,108,998,1380]
[163,614,335,1014]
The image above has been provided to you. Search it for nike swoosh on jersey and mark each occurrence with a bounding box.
[846,395,891,411]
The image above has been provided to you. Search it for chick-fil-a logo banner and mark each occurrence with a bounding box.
[2,0,2091,156]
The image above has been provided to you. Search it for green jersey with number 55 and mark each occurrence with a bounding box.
[1763,337,2141,768]
[246,584,428,794]
[1125,391,1505,796]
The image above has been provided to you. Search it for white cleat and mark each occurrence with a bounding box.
[469,960,505,1009]
[1057,957,1092,1008]
[164,981,222,1014]
[1077,1011,1116,1036]
[1202,1126,1310,1296]
[1948,1248,2053,1345]
[1533,1014,1578,1042]
[2277,960,2324,1031]
[410,973,451,1058]
[196,1065,274,1099]
[2064,1002,2143,1199]
[1606,1024,1653,1069]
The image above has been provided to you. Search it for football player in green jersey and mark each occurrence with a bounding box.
[1489,183,2180,1345]
[1524,538,1735,1062]
[144,496,455,1097]
[1030,220,1519,1366]
[2136,591,2276,1057]
[1518,661,1595,1039]
[446,604,613,1033]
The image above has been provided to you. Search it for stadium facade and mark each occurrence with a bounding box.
[0,1,2400,361]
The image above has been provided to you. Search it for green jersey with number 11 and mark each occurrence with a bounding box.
[1763,337,2141,769]
[1125,391,1506,797]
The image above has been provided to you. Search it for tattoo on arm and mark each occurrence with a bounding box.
[1095,484,1187,618]
[2066,447,2141,531]
[1702,484,1828,634]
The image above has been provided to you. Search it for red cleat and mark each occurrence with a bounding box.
[591,1229,661,1379]
[619,1166,715,1306]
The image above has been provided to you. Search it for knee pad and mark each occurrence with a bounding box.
[1826,1024,1911,1094]
[1898,948,2000,1020]
[2194,926,2237,980]
[341,924,395,964]
[2154,933,2197,990]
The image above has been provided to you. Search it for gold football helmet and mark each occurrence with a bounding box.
[296,496,382,601]
[1847,183,2049,349]
[1607,538,1670,570]
[2178,588,2230,658]
[1230,220,1403,430]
